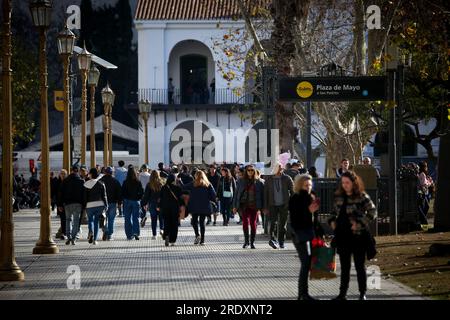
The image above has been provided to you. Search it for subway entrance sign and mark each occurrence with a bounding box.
[278,76,387,101]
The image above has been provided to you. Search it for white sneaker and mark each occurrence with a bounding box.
[93,241,98,245]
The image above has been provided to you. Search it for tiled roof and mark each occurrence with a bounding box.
[135,0,269,21]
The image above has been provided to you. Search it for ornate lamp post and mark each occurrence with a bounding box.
[57,24,75,172]
[0,0,25,281]
[77,44,92,166]
[138,100,152,165]
[88,64,100,169]
[30,0,59,255]
[101,84,115,166]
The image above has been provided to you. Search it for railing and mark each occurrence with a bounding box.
[138,87,257,105]
[312,177,421,236]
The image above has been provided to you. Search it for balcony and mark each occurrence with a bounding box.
[138,88,258,106]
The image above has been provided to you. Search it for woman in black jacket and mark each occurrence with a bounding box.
[217,168,236,226]
[159,174,185,246]
[122,166,144,240]
[289,174,320,300]
[329,171,377,300]
[142,170,164,239]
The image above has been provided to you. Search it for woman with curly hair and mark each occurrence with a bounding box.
[329,171,377,300]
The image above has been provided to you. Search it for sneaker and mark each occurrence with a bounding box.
[170,243,175,246]
[134,235,140,240]
[71,239,76,245]
[151,236,156,240]
[60,235,66,240]
[107,237,113,241]
[243,243,249,249]
[160,230,164,236]
[269,239,279,249]
[141,217,147,228]
[127,237,133,241]
[165,236,169,247]
[93,241,98,245]
[251,243,256,249]
[102,232,107,241]
[279,243,285,249]
[194,236,201,245]
[88,234,93,244]
[213,222,216,226]
[200,240,205,246]
[65,239,71,245]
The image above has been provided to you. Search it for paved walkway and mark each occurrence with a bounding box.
[0,209,424,300]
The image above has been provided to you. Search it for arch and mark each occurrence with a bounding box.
[169,120,215,164]
[168,40,216,104]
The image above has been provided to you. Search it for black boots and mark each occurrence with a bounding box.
[243,232,250,248]
[250,232,256,249]
[298,294,317,301]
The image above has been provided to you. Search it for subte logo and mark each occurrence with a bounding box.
[296,81,313,99]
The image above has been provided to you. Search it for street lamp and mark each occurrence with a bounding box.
[88,64,100,169]
[139,100,152,165]
[57,24,75,172]
[30,0,59,255]
[101,84,115,166]
[77,44,92,166]
[0,0,25,281]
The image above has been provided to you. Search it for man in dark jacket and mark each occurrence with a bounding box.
[264,164,294,249]
[179,165,194,185]
[101,167,122,240]
[58,165,85,245]
[206,165,221,225]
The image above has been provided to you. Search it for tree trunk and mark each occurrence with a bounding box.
[271,0,310,154]
[434,132,450,231]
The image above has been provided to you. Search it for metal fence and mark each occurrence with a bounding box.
[138,88,256,105]
[312,177,419,236]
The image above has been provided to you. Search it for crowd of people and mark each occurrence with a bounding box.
[6,156,436,300]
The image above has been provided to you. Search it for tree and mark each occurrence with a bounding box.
[0,5,40,149]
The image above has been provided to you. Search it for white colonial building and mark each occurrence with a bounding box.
[134,0,439,174]
[134,0,268,169]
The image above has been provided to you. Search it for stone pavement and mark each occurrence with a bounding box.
[0,209,424,300]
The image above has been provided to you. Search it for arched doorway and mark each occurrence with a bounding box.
[168,40,215,105]
[180,54,208,104]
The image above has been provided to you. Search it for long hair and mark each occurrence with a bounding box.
[419,161,428,175]
[221,167,232,181]
[243,165,256,181]
[294,174,313,194]
[335,170,365,198]
[126,166,138,183]
[149,170,163,192]
[194,170,211,188]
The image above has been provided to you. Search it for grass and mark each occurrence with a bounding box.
[374,230,450,300]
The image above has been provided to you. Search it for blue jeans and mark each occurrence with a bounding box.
[149,202,164,236]
[64,203,82,240]
[86,206,104,241]
[124,199,140,239]
[105,203,117,238]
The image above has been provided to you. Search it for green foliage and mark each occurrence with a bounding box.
[0,37,39,148]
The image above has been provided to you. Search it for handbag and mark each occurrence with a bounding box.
[310,237,337,280]
[222,179,233,198]
[168,186,185,219]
